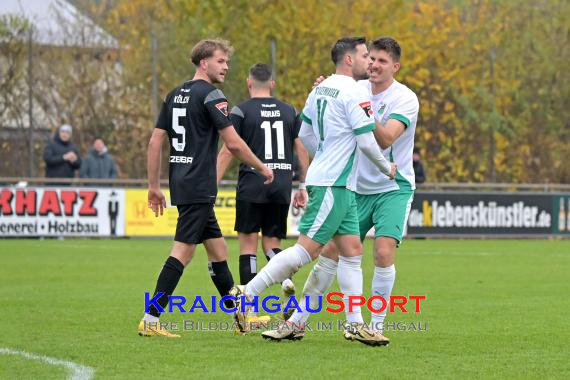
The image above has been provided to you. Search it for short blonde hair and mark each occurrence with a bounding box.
[190,39,234,66]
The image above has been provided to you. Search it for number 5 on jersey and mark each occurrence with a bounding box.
[172,108,186,151]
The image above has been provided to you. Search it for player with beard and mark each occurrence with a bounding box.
[293,37,419,346]
[230,37,397,345]
[139,39,274,338]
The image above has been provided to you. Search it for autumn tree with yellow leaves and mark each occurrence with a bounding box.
[29,0,570,183]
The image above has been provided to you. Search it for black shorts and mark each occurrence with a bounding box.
[234,200,289,239]
[175,203,222,244]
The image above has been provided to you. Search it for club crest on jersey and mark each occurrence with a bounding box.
[215,101,229,117]
[359,101,373,118]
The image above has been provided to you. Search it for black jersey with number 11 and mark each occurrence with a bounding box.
[231,97,300,204]
[155,79,232,205]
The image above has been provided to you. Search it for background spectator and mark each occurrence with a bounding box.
[43,124,81,179]
[80,138,118,179]
[413,147,426,184]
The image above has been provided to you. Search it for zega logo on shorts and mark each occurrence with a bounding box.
[359,101,373,118]
[215,101,229,117]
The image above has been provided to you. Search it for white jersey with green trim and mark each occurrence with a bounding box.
[300,74,376,189]
[351,79,419,194]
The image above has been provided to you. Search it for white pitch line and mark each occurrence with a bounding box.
[0,347,95,380]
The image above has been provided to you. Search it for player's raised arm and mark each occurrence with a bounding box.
[219,126,274,184]
[372,95,418,149]
[346,84,396,179]
[147,128,167,216]
[216,144,234,184]
[372,118,406,150]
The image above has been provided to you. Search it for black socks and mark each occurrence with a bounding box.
[265,247,282,261]
[239,254,257,285]
[208,260,235,308]
[148,256,185,317]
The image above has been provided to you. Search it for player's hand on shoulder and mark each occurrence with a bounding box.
[313,75,326,89]
[148,187,166,217]
[293,189,308,208]
[261,166,274,185]
[389,163,397,180]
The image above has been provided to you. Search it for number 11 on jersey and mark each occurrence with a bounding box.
[316,98,327,151]
[260,120,285,160]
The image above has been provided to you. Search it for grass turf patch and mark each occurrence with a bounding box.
[1,239,569,379]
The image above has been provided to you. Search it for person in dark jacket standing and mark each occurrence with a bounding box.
[413,147,426,184]
[80,138,118,179]
[43,124,81,179]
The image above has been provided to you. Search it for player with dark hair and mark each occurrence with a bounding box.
[138,39,274,338]
[217,63,309,320]
[302,36,420,346]
[231,37,396,345]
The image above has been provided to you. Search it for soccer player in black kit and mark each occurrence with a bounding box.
[139,40,273,338]
[217,64,309,319]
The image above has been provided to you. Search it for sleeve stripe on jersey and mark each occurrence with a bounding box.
[300,112,312,125]
[204,89,226,103]
[389,113,411,128]
[353,123,376,135]
[230,106,244,118]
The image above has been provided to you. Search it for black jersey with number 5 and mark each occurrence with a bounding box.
[155,79,232,205]
[231,97,300,204]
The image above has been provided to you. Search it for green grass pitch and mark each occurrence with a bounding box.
[1,238,569,379]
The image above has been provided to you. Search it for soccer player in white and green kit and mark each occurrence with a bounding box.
[230,37,396,345]
[298,37,420,345]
